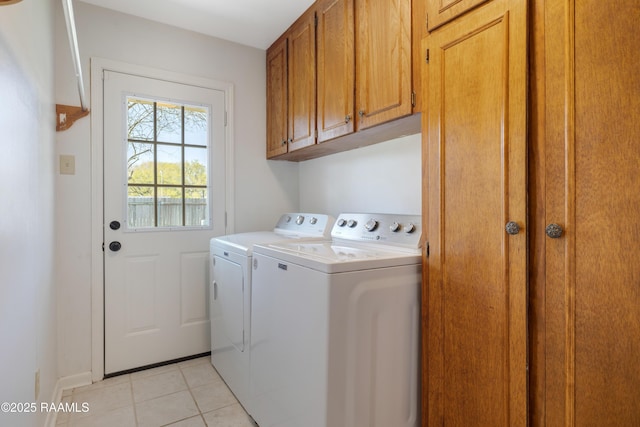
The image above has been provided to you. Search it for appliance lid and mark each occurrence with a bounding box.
[252,240,422,274]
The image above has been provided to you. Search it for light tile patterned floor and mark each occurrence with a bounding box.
[55,357,256,427]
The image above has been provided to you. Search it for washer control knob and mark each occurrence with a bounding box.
[390,222,401,232]
[296,215,305,225]
[347,219,358,228]
[405,223,416,233]
[309,217,318,225]
[365,219,379,232]
[285,215,292,223]
[337,218,347,227]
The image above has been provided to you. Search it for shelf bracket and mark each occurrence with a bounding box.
[56,104,90,132]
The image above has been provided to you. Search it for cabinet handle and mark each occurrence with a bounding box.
[281,139,287,146]
[545,223,563,239]
[358,110,365,118]
[345,114,351,123]
[505,221,520,235]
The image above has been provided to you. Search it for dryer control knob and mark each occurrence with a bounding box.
[337,218,347,227]
[347,219,358,228]
[365,219,379,232]
[390,222,401,232]
[296,215,305,225]
[405,223,416,233]
[309,217,318,225]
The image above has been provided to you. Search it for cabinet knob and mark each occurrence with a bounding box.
[345,114,351,123]
[358,110,365,118]
[505,221,520,235]
[545,223,563,239]
[281,139,287,146]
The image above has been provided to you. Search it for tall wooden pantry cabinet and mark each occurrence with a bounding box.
[421,0,640,425]
[422,0,528,425]
[529,0,640,425]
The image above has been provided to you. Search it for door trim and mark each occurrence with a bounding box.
[90,57,235,381]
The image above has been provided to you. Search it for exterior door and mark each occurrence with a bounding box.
[422,0,528,425]
[103,70,226,374]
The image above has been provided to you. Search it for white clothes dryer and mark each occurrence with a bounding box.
[209,213,334,413]
[250,213,422,427]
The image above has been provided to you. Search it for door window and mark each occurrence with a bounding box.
[126,97,211,229]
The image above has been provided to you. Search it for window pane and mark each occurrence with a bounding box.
[157,102,182,144]
[184,147,207,186]
[127,142,154,184]
[186,188,208,226]
[157,144,182,185]
[128,186,155,228]
[184,105,208,146]
[127,98,155,141]
[158,187,183,227]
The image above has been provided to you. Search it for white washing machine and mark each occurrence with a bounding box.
[209,213,334,413]
[250,213,422,427]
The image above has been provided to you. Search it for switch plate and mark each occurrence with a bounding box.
[60,154,75,175]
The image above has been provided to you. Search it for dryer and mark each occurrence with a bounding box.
[209,213,334,413]
[250,213,422,427]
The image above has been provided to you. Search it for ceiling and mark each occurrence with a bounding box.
[77,0,315,50]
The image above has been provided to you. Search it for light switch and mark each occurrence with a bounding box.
[60,154,75,175]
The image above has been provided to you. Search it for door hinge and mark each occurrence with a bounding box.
[411,91,416,107]
[102,242,105,252]
[225,211,228,227]
[426,242,430,258]
[315,13,318,28]
[425,48,430,64]
[224,111,228,126]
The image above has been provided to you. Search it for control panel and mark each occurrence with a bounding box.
[331,213,422,248]
[274,213,335,236]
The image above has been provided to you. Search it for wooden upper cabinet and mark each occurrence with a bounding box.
[412,0,427,113]
[423,0,528,425]
[426,0,490,30]
[287,6,317,152]
[355,0,413,130]
[266,6,316,159]
[317,0,355,143]
[266,37,288,158]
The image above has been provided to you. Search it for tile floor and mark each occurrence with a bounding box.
[56,356,256,427]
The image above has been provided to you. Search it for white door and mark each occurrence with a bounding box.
[103,70,226,374]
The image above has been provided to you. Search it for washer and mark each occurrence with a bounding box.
[209,213,334,413]
[250,213,422,427]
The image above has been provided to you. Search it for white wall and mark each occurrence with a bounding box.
[0,1,58,426]
[54,2,298,378]
[299,133,422,217]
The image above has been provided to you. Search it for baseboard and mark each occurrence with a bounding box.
[44,371,92,427]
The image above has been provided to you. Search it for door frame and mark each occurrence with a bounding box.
[90,58,235,381]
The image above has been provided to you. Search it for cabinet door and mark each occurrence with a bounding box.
[317,0,355,143]
[266,37,288,158]
[530,0,640,425]
[423,0,527,426]
[426,0,490,30]
[287,8,317,152]
[355,0,412,130]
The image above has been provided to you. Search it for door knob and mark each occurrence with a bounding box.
[505,221,520,235]
[545,223,563,239]
[109,241,122,252]
[109,220,121,230]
